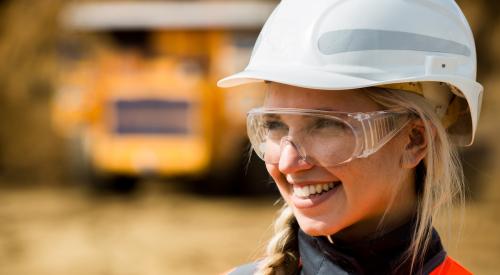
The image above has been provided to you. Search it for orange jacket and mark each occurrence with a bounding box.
[430,256,472,275]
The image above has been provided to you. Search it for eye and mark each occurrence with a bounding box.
[262,119,288,140]
[263,120,288,131]
[312,118,348,130]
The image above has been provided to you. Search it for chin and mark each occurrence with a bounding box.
[295,213,342,237]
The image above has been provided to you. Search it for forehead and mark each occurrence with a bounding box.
[264,83,381,112]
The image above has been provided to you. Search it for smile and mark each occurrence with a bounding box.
[293,181,341,199]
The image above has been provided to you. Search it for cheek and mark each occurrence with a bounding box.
[265,163,280,181]
[333,150,405,209]
[353,158,397,184]
[265,164,289,196]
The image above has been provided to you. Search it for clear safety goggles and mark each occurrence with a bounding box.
[247,107,413,167]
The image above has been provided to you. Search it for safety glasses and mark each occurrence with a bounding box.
[247,107,413,167]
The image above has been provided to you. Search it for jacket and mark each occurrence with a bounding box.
[227,220,471,275]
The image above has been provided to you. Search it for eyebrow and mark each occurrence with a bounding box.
[262,114,280,119]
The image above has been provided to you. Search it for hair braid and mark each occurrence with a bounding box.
[256,204,299,275]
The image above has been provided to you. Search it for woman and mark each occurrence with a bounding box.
[218,0,482,274]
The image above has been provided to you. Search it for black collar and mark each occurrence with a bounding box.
[298,220,446,275]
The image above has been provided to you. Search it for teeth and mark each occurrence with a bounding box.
[315,184,322,193]
[302,186,310,196]
[293,182,340,198]
[293,187,301,197]
[302,187,308,197]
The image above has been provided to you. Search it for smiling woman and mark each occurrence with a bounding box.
[218,0,482,274]
[261,85,420,237]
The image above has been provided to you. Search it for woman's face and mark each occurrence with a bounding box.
[264,84,417,239]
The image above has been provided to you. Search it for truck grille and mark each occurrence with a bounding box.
[112,99,191,134]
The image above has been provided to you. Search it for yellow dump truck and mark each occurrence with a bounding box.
[52,1,276,192]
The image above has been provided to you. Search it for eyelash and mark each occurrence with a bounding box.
[262,118,347,133]
[263,120,287,131]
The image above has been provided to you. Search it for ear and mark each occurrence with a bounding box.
[400,119,435,169]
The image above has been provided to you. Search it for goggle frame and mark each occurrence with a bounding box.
[246,107,413,167]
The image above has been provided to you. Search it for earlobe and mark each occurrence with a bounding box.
[400,122,430,169]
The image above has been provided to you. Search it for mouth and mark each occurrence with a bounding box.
[290,181,342,209]
[293,181,341,199]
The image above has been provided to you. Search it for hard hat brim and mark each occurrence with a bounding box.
[218,68,374,90]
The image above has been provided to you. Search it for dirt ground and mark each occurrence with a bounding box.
[0,180,499,275]
[0,182,279,275]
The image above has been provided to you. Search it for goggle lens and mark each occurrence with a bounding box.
[247,112,358,167]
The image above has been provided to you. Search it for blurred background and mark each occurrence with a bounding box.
[0,0,498,274]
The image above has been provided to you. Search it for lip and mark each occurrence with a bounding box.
[290,182,341,209]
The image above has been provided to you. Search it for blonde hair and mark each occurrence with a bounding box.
[255,87,464,275]
[256,205,299,275]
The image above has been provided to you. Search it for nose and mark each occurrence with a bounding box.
[278,139,313,174]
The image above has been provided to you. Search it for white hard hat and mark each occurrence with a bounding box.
[218,0,483,146]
